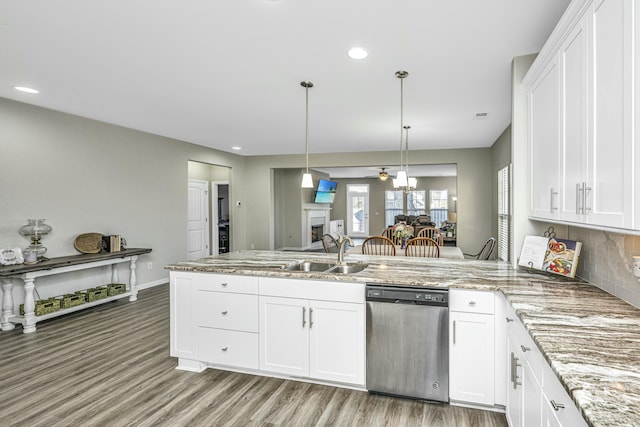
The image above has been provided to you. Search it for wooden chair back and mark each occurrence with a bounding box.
[382,227,403,246]
[416,227,444,246]
[321,234,339,253]
[362,236,397,256]
[404,237,440,258]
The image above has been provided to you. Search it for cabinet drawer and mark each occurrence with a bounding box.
[450,289,495,314]
[507,306,546,382]
[198,292,258,332]
[199,273,259,294]
[197,328,259,370]
[543,364,587,426]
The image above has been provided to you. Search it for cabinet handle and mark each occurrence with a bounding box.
[453,320,456,344]
[309,308,313,329]
[583,183,591,213]
[221,310,228,315]
[506,317,514,323]
[576,183,582,214]
[510,352,522,389]
[221,282,228,287]
[550,400,565,411]
[221,347,228,352]
[550,188,558,212]
[520,345,530,352]
[302,307,306,328]
[468,301,476,306]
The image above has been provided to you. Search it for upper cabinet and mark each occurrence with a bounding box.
[525,0,637,231]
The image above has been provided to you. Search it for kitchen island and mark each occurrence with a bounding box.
[166,250,640,427]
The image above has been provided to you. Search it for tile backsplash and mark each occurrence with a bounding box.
[568,227,640,308]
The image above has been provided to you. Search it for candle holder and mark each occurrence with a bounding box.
[19,219,53,260]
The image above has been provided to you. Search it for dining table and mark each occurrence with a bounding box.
[346,244,464,259]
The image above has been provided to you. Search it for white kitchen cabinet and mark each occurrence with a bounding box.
[259,277,365,386]
[528,57,560,220]
[170,271,199,362]
[505,303,587,427]
[526,0,637,230]
[449,289,496,406]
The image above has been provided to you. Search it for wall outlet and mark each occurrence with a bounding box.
[147,262,153,270]
[250,243,255,249]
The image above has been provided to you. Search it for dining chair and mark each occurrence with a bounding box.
[382,227,403,246]
[464,237,496,260]
[321,234,339,253]
[404,237,440,258]
[416,227,444,246]
[362,236,397,256]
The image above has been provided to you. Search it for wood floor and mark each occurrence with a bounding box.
[0,284,508,427]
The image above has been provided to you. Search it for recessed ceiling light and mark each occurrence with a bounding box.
[14,86,39,94]
[232,146,242,151]
[347,47,368,60]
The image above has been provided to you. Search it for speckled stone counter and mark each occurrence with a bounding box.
[166,250,640,427]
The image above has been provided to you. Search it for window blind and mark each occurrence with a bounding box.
[497,164,511,261]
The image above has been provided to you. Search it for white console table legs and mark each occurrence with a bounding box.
[129,256,138,302]
[1,278,15,331]
[22,275,37,333]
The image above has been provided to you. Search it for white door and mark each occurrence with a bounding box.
[259,296,309,376]
[346,184,369,237]
[308,300,365,385]
[187,180,209,260]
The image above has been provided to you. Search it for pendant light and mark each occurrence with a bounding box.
[393,71,409,188]
[404,125,417,190]
[301,81,314,188]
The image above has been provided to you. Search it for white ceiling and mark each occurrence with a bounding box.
[0,0,571,156]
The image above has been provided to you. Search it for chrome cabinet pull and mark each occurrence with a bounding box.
[221,347,228,352]
[302,307,306,327]
[550,188,558,212]
[550,400,565,411]
[468,301,476,306]
[453,320,456,344]
[521,345,530,352]
[584,183,592,213]
[506,317,514,323]
[576,183,582,214]
[309,308,313,329]
[221,310,228,315]
[221,282,228,287]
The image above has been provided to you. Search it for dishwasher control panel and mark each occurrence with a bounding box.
[366,284,448,306]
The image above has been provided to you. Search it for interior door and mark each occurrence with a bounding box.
[346,184,369,237]
[187,179,210,260]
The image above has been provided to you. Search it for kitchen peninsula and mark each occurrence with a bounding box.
[166,250,640,427]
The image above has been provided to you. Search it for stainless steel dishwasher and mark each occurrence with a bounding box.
[366,283,449,402]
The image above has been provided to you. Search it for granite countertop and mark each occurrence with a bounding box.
[166,250,640,427]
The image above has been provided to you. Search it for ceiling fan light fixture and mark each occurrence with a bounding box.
[379,168,389,181]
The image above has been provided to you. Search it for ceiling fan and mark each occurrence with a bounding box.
[364,167,396,180]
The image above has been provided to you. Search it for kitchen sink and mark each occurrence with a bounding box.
[283,261,336,272]
[327,264,369,274]
[283,261,368,275]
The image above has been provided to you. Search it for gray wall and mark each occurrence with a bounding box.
[0,97,246,300]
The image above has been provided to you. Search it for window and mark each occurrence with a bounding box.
[429,190,448,227]
[385,190,426,226]
[498,164,511,261]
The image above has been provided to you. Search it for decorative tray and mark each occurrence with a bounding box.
[74,233,104,254]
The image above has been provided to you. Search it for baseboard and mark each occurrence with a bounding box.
[137,278,169,290]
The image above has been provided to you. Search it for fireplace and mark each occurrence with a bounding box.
[311,224,324,243]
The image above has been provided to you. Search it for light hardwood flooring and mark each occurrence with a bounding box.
[0,284,507,427]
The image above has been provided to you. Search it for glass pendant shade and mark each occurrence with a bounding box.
[301,172,314,188]
[395,170,408,187]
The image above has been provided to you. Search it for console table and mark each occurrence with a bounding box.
[0,248,151,333]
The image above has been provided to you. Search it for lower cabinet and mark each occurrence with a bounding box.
[449,289,496,406]
[259,295,365,385]
[505,304,587,427]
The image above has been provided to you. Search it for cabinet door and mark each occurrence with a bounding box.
[587,0,634,228]
[170,272,199,359]
[449,311,495,405]
[308,300,365,385]
[522,357,543,427]
[259,296,309,376]
[558,16,589,223]
[529,58,561,220]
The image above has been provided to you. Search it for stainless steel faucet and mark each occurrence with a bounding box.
[336,233,354,265]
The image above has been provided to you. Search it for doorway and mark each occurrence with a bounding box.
[346,184,369,237]
[187,161,231,258]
